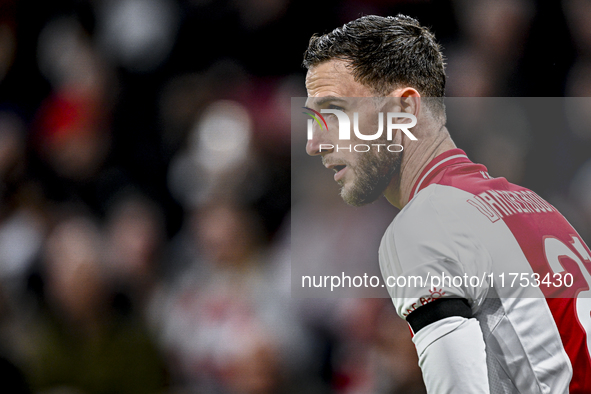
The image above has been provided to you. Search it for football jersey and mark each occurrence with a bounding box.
[379,149,591,393]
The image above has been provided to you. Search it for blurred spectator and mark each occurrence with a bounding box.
[331,299,425,394]
[154,200,316,393]
[19,214,167,394]
[563,0,591,57]
[158,61,252,156]
[447,0,534,96]
[35,16,113,182]
[95,0,180,73]
[104,192,166,313]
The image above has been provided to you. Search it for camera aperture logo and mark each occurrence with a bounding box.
[302,107,328,132]
[303,106,418,153]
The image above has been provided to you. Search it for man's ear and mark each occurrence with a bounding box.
[384,87,421,130]
[398,87,421,118]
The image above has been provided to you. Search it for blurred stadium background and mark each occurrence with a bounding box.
[0,0,590,393]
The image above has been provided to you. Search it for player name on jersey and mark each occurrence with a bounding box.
[467,189,555,223]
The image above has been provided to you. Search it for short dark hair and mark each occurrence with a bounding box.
[303,15,446,117]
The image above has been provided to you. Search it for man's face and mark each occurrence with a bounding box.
[305,60,401,206]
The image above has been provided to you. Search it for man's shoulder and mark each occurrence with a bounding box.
[380,184,480,266]
[379,179,508,277]
[395,182,479,229]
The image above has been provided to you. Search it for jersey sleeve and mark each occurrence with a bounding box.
[413,316,490,393]
[379,185,492,320]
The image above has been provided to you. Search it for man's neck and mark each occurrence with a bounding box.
[384,125,456,209]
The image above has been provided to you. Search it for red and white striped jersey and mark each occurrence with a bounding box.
[379,149,591,393]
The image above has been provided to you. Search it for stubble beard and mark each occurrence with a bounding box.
[339,149,401,207]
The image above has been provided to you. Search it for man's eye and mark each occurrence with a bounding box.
[328,104,343,110]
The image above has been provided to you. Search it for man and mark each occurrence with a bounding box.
[303,14,591,393]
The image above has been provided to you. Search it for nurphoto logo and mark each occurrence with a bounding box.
[303,106,418,153]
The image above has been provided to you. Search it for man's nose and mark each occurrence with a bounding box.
[306,135,334,156]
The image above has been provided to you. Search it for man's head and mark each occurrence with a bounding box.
[303,15,446,207]
[303,14,446,118]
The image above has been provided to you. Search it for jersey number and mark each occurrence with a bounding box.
[545,235,591,357]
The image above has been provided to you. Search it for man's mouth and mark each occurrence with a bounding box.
[334,165,346,173]
[334,165,347,181]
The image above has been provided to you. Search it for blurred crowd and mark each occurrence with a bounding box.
[0,0,589,393]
